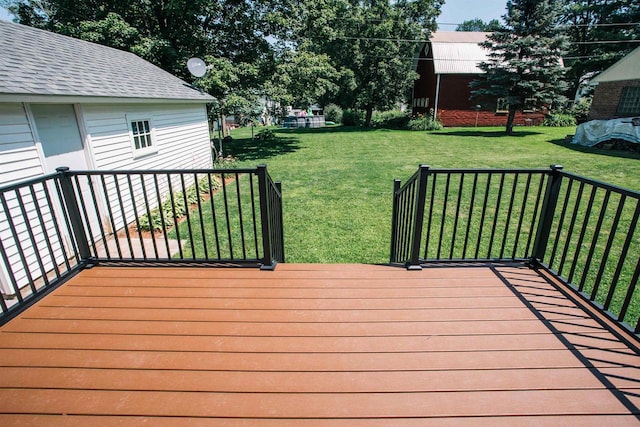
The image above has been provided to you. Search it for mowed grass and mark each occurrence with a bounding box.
[221,125,640,265]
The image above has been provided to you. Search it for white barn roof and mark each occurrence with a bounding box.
[0,20,213,103]
[429,32,490,75]
[591,46,640,84]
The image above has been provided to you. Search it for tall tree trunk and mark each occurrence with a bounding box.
[221,113,228,137]
[365,106,374,127]
[506,105,517,135]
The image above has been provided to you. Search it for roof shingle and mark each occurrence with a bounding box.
[0,20,213,102]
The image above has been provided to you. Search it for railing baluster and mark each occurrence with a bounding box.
[208,173,222,259]
[475,173,492,260]
[99,175,122,259]
[487,173,505,259]
[140,174,159,259]
[500,174,519,260]
[423,174,437,260]
[558,182,585,278]
[31,182,61,279]
[436,173,450,260]
[462,173,478,259]
[605,198,639,310]
[153,174,171,259]
[166,174,183,260]
[235,172,247,260]
[450,173,465,260]
[85,175,108,259]
[525,174,546,257]
[578,186,604,291]
[250,173,259,259]
[588,189,615,301]
[194,173,208,260]
[568,185,598,284]
[512,173,532,259]
[112,174,134,259]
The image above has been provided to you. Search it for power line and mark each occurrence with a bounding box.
[331,34,640,45]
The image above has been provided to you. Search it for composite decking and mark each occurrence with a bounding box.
[0,263,638,426]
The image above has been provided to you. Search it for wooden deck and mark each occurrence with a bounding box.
[0,263,638,426]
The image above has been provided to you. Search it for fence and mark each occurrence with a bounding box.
[0,165,283,323]
[391,165,640,337]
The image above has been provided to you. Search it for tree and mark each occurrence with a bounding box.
[1,0,276,79]
[265,47,341,112]
[456,18,502,32]
[289,0,444,127]
[470,0,569,134]
[559,0,640,99]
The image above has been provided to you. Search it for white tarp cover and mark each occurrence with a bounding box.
[572,117,640,147]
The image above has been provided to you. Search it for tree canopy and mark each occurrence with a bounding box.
[471,0,569,134]
[559,0,640,99]
[456,18,502,32]
[2,0,444,127]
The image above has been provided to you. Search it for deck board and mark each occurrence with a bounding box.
[0,263,639,425]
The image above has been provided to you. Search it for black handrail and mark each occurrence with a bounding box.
[391,165,640,339]
[0,165,283,324]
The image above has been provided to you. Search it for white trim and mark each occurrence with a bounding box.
[22,103,48,176]
[434,74,441,120]
[0,94,212,104]
[126,114,159,159]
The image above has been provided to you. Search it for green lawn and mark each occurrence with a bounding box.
[222,125,640,264]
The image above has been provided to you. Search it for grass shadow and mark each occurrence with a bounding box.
[550,139,640,160]
[223,135,301,162]
[432,129,544,138]
[275,125,377,135]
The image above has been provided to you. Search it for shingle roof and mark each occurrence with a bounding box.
[429,32,490,75]
[591,46,640,83]
[0,20,213,102]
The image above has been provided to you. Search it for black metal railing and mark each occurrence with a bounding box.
[0,165,283,323]
[391,165,640,338]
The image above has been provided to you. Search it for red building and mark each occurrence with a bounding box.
[412,32,545,127]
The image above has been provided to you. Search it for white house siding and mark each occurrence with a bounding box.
[0,103,43,186]
[0,103,70,295]
[0,102,212,295]
[79,103,212,242]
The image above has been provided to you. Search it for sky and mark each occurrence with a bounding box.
[1,1,507,27]
[438,0,507,30]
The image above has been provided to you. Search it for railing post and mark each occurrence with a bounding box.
[390,179,402,264]
[257,164,275,270]
[275,181,285,263]
[531,164,563,263]
[56,167,91,261]
[407,165,430,270]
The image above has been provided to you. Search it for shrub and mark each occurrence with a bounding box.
[137,175,221,232]
[371,110,410,129]
[407,114,443,131]
[256,128,275,141]
[572,96,592,124]
[324,103,343,124]
[342,109,365,126]
[542,113,577,127]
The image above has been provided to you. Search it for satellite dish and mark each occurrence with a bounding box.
[187,57,207,78]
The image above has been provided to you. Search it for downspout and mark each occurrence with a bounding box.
[434,74,441,120]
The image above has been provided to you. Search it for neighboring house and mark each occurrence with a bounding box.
[589,46,640,120]
[0,20,214,294]
[412,31,545,127]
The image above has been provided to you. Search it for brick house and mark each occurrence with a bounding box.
[589,46,640,120]
[412,32,545,127]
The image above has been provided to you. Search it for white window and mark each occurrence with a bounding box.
[523,98,536,113]
[496,98,509,113]
[128,116,157,158]
[617,87,640,115]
